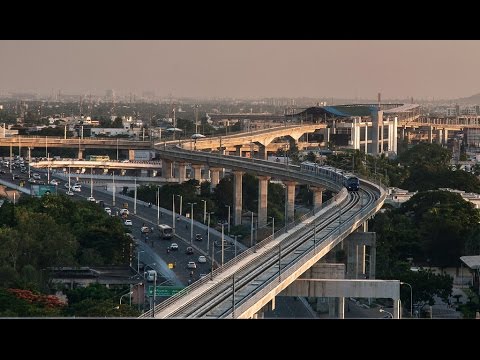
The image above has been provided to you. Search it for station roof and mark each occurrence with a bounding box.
[460,255,480,270]
[291,103,420,118]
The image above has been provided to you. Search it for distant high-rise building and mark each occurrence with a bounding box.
[105,89,115,102]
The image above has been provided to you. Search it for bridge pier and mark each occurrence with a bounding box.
[192,164,203,182]
[178,162,187,183]
[311,186,324,212]
[78,149,84,159]
[285,181,296,222]
[233,171,244,225]
[162,160,173,178]
[209,167,221,192]
[345,232,376,279]
[128,149,135,161]
[257,176,270,228]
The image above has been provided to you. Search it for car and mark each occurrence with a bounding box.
[72,185,81,192]
[124,219,133,226]
[185,247,194,255]
[87,196,95,202]
[170,243,179,250]
[121,159,130,163]
[104,207,111,215]
[50,179,60,186]
[195,234,203,241]
[214,240,230,247]
[198,255,207,263]
[65,191,74,196]
[187,261,197,269]
[141,226,150,234]
[120,208,129,216]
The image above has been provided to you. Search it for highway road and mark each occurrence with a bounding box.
[0,165,243,306]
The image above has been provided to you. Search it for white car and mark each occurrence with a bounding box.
[104,207,111,215]
[120,208,129,216]
[87,196,95,202]
[187,261,197,269]
[170,243,179,250]
[50,179,60,186]
[66,190,74,196]
[72,185,81,192]
[124,219,133,226]
[198,255,207,263]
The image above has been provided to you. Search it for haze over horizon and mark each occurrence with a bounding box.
[1,40,479,100]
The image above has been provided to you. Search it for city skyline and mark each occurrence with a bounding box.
[1,40,480,100]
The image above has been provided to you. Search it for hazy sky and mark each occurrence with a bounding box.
[1,40,479,100]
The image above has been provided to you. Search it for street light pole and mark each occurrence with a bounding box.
[201,199,207,224]
[112,171,115,206]
[379,308,393,318]
[188,202,196,245]
[120,291,133,305]
[250,211,254,248]
[269,216,275,241]
[172,194,176,235]
[221,223,225,266]
[157,187,160,225]
[176,194,183,218]
[401,281,413,318]
[225,205,231,235]
[152,271,157,318]
[134,177,138,215]
[207,212,213,252]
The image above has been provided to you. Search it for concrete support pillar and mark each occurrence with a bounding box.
[357,244,366,278]
[311,186,324,211]
[77,149,83,159]
[234,145,242,157]
[338,297,345,319]
[328,298,336,317]
[192,164,202,182]
[128,149,135,161]
[162,159,173,179]
[257,176,270,228]
[393,116,398,153]
[372,110,383,155]
[393,299,401,319]
[285,181,296,222]
[210,167,221,192]
[369,242,376,280]
[258,144,267,160]
[428,126,433,143]
[252,313,258,319]
[178,163,187,183]
[444,128,448,145]
[233,171,244,225]
[437,129,443,145]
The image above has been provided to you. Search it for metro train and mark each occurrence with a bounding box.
[300,161,360,192]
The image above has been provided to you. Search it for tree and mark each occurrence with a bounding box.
[305,151,317,162]
[398,143,451,171]
[399,269,453,315]
[112,117,124,128]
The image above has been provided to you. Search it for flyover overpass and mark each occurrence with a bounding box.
[139,145,386,318]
